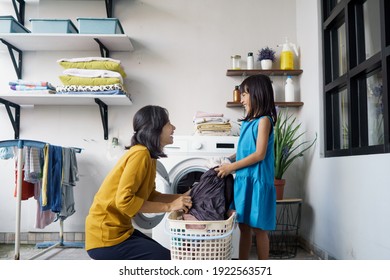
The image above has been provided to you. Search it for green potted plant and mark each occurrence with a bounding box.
[258,46,276,70]
[274,110,317,199]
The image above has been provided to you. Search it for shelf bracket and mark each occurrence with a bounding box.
[94,98,108,140]
[94,38,110,58]
[0,98,21,139]
[105,0,113,18]
[0,39,23,79]
[12,0,25,25]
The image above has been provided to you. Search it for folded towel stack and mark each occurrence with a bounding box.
[56,57,131,100]
[9,80,56,94]
[193,111,232,136]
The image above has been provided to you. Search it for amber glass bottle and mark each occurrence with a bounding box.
[233,85,241,102]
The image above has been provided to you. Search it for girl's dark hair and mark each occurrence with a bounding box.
[127,105,169,159]
[239,74,277,125]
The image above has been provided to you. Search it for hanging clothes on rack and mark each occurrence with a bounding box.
[0,139,82,260]
[59,147,79,221]
[41,144,63,213]
[13,146,42,201]
[0,146,14,160]
[14,169,35,200]
[24,146,43,184]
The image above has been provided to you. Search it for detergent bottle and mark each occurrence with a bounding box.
[278,37,298,70]
[284,76,295,102]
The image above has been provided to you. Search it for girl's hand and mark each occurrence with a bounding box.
[214,164,232,178]
[169,195,192,213]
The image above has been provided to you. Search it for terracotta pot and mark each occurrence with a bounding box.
[274,178,286,200]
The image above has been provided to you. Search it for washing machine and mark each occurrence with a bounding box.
[133,135,241,258]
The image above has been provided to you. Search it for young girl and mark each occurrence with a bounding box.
[85,105,192,260]
[215,74,277,260]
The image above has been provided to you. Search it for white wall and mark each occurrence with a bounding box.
[296,0,390,260]
[0,0,297,232]
[1,0,389,260]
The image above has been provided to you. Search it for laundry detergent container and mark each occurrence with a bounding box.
[77,18,124,34]
[0,15,30,33]
[29,19,78,33]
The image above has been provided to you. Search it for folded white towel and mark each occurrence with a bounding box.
[57,57,121,64]
[194,111,224,118]
[63,68,123,83]
[193,117,230,124]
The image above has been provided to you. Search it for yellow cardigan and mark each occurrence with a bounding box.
[85,144,159,250]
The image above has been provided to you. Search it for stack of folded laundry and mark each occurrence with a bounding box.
[9,80,56,94]
[55,57,130,100]
[193,111,232,136]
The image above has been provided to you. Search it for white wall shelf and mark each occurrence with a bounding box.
[0,93,132,140]
[0,92,132,106]
[0,33,134,52]
[47,0,114,17]
[0,0,134,141]
[5,0,114,23]
[0,33,134,79]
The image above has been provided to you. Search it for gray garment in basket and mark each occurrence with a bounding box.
[188,168,233,221]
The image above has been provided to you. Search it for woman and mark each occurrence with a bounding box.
[85,105,192,260]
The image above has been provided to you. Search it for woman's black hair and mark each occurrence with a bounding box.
[239,74,277,125]
[127,105,169,159]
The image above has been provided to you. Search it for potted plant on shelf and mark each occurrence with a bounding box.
[274,110,317,200]
[258,46,276,70]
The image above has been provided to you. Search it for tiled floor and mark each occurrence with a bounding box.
[0,244,90,260]
[0,243,320,260]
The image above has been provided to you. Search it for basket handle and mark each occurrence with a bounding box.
[165,212,237,241]
[168,226,235,241]
[185,224,206,230]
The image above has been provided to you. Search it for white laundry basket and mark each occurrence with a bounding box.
[166,211,236,260]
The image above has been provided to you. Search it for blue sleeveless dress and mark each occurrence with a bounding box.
[232,116,276,230]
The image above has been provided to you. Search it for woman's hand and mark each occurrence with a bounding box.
[169,195,192,213]
[214,163,232,178]
[183,189,192,196]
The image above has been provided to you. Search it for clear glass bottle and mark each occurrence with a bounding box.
[231,55,241,69]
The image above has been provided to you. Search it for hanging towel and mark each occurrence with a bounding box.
[13,151,35,201]
[24,146,42,184]
[13,170,35,201]
[41,145,63,213]
[41,144,50,207]
[0,147,14,159]
[34,181,56,229]
[58,148,79,220]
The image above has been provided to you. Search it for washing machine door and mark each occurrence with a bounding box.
[168,157,209,194]
[132,161,170,229]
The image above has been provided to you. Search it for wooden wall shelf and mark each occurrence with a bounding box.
[226,69,303,76]
[226,101,304,108]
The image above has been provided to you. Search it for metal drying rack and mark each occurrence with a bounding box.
[0,139,82,260]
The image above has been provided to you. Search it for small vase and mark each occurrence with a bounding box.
[274,178,286,200]
[261,59,273,70]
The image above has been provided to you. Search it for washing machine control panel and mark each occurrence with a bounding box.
[164,135,238,155]
[191,141,202,150]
